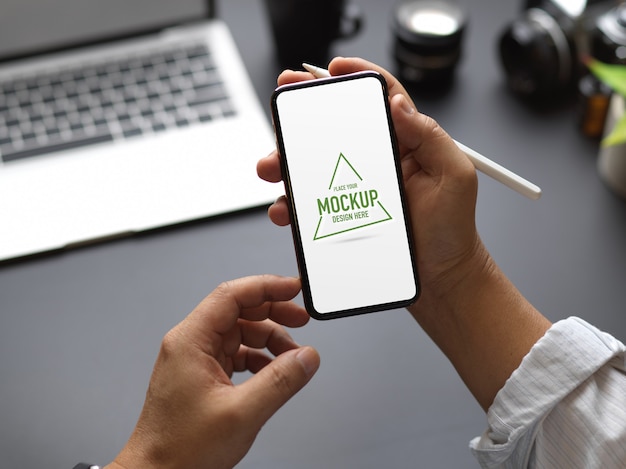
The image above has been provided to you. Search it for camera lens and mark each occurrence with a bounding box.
[392,0,467,87]
[593,3,626,64]
[499,8,575,100]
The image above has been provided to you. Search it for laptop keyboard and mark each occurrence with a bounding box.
[0,42,235,163]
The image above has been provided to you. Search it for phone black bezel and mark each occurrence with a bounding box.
[270,71,420,320]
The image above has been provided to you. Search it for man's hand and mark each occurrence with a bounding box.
[107,275,320,469]
[257,57,550,411]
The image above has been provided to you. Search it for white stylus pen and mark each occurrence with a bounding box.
[302,63,542,200]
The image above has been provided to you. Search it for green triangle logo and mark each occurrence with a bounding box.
[313,152,393,240]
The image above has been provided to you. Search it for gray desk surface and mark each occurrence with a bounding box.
[2,1,626,468]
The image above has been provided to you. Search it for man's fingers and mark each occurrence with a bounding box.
[390,95,461,167]
[239,299,309,327]
[236,346,320,425]
[328,57,412,104]
[228,319,295,358]
[267,196,291,226]
[277,70,315,86]
[256,150,283,183]
[232,345,272,374]
[237,319,299,354]
[186,275,302,340]
[256,152,291,225]
[389,94,476,190]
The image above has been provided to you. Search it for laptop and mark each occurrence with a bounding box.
[0,0,280,262]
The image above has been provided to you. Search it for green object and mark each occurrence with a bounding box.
[603,111,626,147]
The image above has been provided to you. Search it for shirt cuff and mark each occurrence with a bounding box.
[469,316,626,468]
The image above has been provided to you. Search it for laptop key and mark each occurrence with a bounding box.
[151,122,167,132]
[188,91,229,108]
[1,132,114,163]
[198,113,212,123]
[122,127,142,138]
[175,118,189,127]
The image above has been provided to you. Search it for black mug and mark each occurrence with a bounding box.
[263,0,363,69]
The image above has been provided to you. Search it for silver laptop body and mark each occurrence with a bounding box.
[0,0,279,261]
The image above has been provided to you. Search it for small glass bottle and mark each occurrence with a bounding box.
[578,4,626,138]
[578,73,612,138]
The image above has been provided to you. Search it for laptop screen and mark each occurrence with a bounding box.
[0,0,210,61]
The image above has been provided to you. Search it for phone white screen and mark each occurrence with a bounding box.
[273,73,418,317]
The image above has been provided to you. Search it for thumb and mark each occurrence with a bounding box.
[237,346,320,426]
[390,93,474,176]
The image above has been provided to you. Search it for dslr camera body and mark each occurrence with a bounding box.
[499,0,626,103]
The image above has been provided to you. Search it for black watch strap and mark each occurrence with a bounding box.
[73,464,100,469]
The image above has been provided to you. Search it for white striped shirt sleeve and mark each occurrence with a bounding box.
[469,316,626,468]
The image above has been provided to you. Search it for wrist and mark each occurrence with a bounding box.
[409,234,493,320]
[408,238,551,409]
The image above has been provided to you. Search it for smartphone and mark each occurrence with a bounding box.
[271,71,419,319]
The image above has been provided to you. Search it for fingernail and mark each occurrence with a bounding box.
[296,346,320,378]
[400,95,415,115]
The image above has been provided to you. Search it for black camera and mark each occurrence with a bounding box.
[498,0,626,103]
